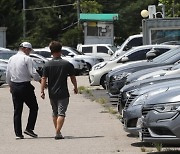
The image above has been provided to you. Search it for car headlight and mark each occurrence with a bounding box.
[154,103,180,113]
[113,72,130,81]
[132,94,148,106]
[93,62,107,70]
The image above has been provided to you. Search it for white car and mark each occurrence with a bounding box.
[61,46,104,71]
[33,48,87,75]
[89,44,177,89]
[111,34,143,60]
[0,66,6,86]
[0,59,8,86]
[77,44,118,61]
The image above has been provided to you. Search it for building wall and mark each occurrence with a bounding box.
[83,22,114,45]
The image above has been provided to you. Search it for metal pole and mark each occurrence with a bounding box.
[23,0,26,38]
[77,0,80,28]
[77,0,80,43]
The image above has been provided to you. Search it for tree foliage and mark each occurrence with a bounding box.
[159,0,180,17]
[1,0,179,48]
[80,0,103,13]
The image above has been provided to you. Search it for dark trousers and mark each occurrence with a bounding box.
[11,82,39,136]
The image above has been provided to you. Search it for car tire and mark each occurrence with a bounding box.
[86,63,92,71]
[100,74,107,89]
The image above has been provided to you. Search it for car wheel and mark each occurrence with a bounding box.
[100,74,107,89]
[86,63,92,71]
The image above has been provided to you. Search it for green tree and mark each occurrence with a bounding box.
[61,27,83,47]
[159,0,180,17]
[80,0,103,13]
[0,0,22,48]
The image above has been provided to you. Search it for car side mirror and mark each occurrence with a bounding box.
[108,50,113,56]
[124,45,131,51]
[146,52,157,60]
[68,53,74,57]
[121,56,129,62]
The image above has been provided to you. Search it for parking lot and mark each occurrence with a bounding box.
[0,75,144,154]
[1,75,180,153]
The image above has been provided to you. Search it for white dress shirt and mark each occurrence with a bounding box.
[6,51,41,85]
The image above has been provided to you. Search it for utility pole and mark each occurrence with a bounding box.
[77,0,80,28]
[77,0,80,43]
[23,0,26,38]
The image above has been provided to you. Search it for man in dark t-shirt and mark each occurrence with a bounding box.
[41,41,78,140]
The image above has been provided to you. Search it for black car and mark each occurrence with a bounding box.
[106,46,180,99]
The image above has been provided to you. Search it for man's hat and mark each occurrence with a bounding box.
[19,42,32,49]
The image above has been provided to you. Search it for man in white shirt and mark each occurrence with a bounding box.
[6,42,41,139]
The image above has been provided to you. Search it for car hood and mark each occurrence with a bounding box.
[126,65,173,82]
[121,74,180,92]
[132,79,180,95]
[145,88,180,105]
[73,55,100,60]
[108,60,167,79]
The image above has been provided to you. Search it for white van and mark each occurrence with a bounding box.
[77,44,118,61]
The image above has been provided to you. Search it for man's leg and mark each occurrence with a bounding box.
[23,84,38,138]
[24,90,38,131]
[12,96,24,137]
[11,83,24,137]
[53,116,65,134]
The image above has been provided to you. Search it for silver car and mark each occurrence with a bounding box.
[140,88,180,143]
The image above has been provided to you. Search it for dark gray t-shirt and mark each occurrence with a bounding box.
[42,57,75,99]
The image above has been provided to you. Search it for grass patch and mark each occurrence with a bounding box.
[95,97,107,104]
[153,143,163,152]
[78,86,118,116]
[78,86,86,94]
[140,146,146,152]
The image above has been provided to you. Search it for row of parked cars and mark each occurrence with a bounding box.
[88,41,180,144]
[0,45,105,86]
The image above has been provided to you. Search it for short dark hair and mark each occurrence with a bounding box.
[49,41,62,54]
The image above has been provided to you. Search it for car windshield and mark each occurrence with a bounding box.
[33,51,51,58]
[108,45,118,52]
[70,47,84,55]
[152,47,180,63]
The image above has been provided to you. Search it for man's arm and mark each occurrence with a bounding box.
[41,76,47,99]
[70,75,78,94]
[27,57,41,82]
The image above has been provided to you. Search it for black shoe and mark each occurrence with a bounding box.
[54,133,64,140]
[24,129,38,138]
[16,135,24,140]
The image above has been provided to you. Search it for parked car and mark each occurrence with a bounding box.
[61,46,104,71]
[122,80,180,135]
[106,45,179,98]
[0,47,11,52]
[0,50,45,76]
[0,66,6,86]
[119,73,180,114]
[33,47,88,75]
[111,34,143,60]
[77,44,118,61]
[109,65,173,97]
[140,88,180,143]
[89,44,176,89]
[0,59,8,86]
